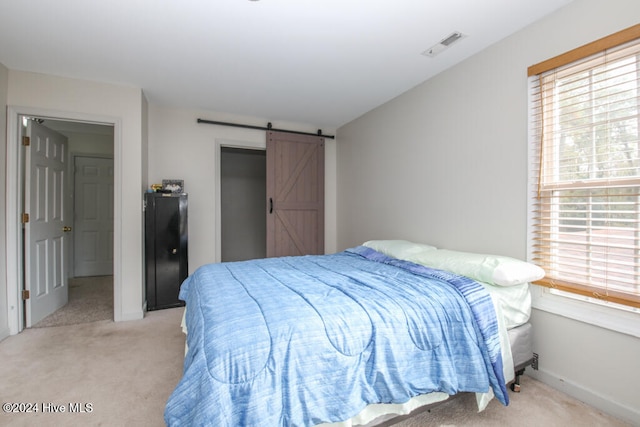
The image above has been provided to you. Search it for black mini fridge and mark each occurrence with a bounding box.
[144,192,188,310]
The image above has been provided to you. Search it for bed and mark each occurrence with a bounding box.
[164,240,543,426]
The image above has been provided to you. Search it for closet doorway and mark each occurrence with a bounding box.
[217,131,324,262]
[220,147,267,262]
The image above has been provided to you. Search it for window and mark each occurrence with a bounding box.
[528,24,640,309]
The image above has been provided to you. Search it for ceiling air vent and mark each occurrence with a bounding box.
[422,31,465,58]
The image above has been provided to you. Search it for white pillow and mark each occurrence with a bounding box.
[406,249,545,287]
[362,240,437,260]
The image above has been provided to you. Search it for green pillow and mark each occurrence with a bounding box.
[362,240,437,260]
[407,249,545,287]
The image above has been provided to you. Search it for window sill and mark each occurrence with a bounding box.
[531,284,640,338]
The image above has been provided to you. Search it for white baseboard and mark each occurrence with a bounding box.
[529,369,640,426]
[0,327,10,343]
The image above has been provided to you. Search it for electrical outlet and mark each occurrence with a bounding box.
[532,352,539,370]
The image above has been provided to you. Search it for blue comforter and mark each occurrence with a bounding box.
[164,247,508,426]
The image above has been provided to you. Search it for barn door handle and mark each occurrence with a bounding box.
[269,198,273,214]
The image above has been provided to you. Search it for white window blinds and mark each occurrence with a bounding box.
[528,25,640,308]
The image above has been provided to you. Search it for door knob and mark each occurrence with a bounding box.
[63,226,72,232]
[171,248,177,254]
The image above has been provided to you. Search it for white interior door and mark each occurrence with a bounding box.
[25,121,71,326]
[73,156,114,277]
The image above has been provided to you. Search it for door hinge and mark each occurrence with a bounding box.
[22,136,30,146]
[22,290,30,300]
[22,213,30,224]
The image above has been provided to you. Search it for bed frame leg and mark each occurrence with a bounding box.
[510,367,525,393]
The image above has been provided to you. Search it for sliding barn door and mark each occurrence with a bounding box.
[266,131,324,257]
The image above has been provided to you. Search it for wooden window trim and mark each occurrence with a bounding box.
[533,278,640,309]
[527,23,640,76]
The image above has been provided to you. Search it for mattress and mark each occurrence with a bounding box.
[170,245,535,426]
[481,282,531,330]
[508,322,533,369]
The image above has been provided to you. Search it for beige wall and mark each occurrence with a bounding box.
[336,0,640,423]
[147,104,337,273]
[6,70,145,323]
[68,132,114,155]
[0,62,8,340]
[2,73,337,333]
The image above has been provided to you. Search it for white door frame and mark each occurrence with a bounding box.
[5,106,122,335]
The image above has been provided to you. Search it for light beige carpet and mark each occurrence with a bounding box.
[392,378,631,427]
[32,276,113,328]
[0,307,185,427]
[0,307,632,426]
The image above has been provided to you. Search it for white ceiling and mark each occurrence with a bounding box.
[0,0,573,129]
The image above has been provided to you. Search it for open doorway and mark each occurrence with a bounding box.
[220,146,266,262]
[22,117,114,328]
